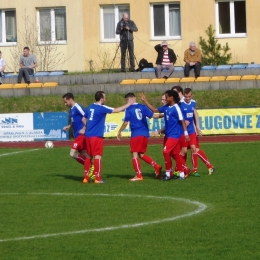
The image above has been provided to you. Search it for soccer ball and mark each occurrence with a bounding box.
[45,141,54,148]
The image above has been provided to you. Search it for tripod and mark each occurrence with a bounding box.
[108,29,138,73]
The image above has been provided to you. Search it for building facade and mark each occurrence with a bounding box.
[0,0,259,72]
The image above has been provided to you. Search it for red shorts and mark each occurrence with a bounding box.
[86,137,103,156]
[163,137,180,155]
[180,133,197,147]
[71,135,86,151]
[130,136,148,153]
[188,136,200,149]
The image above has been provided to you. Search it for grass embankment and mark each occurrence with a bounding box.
[0,89,259,113]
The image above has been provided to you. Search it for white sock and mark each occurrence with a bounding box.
[166,171,171,177]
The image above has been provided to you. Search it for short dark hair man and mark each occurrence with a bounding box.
[154,41,177,79]
[116,13,138,72]
[18,47,37,84]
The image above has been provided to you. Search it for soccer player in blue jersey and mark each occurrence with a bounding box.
[173,86,214,176]
[62,93,89,165]
[117,93,162,181]
[82,91,134,184]
[158,90,190,180]
[178,88,200,176]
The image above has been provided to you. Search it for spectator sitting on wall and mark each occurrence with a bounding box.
[184,42,202,78]
[155,41,176,79]
[18,47,37,84]
[0,51,6,85]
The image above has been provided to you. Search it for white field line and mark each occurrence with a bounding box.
[0,193,207,243]
[0,149,39,157]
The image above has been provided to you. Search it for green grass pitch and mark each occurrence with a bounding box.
[0,142,259,260]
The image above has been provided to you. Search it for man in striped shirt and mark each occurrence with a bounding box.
[155,41,177,79]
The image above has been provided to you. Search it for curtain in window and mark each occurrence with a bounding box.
[55,8,67,41]
[0,12,2,42]
[169,4,180,36]
[40,9,51,41]
[153,5,165,36]
[103,7,115,39]
[5,11,16,42]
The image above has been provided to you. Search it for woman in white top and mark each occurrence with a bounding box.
[0,51,7,84]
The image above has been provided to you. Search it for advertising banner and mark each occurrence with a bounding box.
[104,108,260,137]
[0,112,68,141]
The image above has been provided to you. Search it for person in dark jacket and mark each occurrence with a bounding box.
[116,13,138,72]
[155,41,177,79]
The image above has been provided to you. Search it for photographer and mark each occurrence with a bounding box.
[116,13,138,72]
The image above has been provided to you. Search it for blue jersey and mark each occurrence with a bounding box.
[179,99,196,134]
[163,104,184,139]
[70,103,85,138]
[124,103,153,138]
[157,104,169,137]
[84,103,113,137]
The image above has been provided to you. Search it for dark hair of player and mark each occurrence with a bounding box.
[184,87,192,94]
[95,91,105,101]
[124,92,135,98]
[62,92,74,100]
[171,85,183,94]
[165,89,180,103]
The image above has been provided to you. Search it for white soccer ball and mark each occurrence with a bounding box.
[45,141,54,148]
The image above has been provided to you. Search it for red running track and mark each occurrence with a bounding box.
[0,135,259,149]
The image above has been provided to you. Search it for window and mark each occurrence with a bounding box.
[100,5,130,42]
[38,8,67,43]
[151,3,181,40]
[216,0,246,37]
[0,10,17,45]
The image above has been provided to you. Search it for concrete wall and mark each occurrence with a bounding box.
[1,77,260,98]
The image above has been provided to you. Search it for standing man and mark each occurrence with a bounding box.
[116,13,138,72]
[0,51,6,85]
[184,42,202,78]
[82,91,134,184]
[155,41,177,79]
[18,47,37,84]
[117,93,162,181]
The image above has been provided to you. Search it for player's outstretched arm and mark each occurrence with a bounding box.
[117,121,129,141]
[113,97,135,113]
[139,93,159,113]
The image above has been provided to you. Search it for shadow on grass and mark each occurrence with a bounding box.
[55,174,83,182]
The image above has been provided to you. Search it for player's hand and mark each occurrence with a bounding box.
[117,132,122,141]
[185,135,190,142]
[185,120,190,126]
[150,131,159,137]
[79,128,85,135]
[196,127,203,136]
[139,93,147,102]
[63,126,70,131]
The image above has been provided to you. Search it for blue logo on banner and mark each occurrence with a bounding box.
[33,112,68,140]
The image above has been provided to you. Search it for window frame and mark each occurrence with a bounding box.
[215,0,247,38]
[100,5,130,43]
[37,7,67,45]
[0,9,17,46]
[150,3,181,40]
